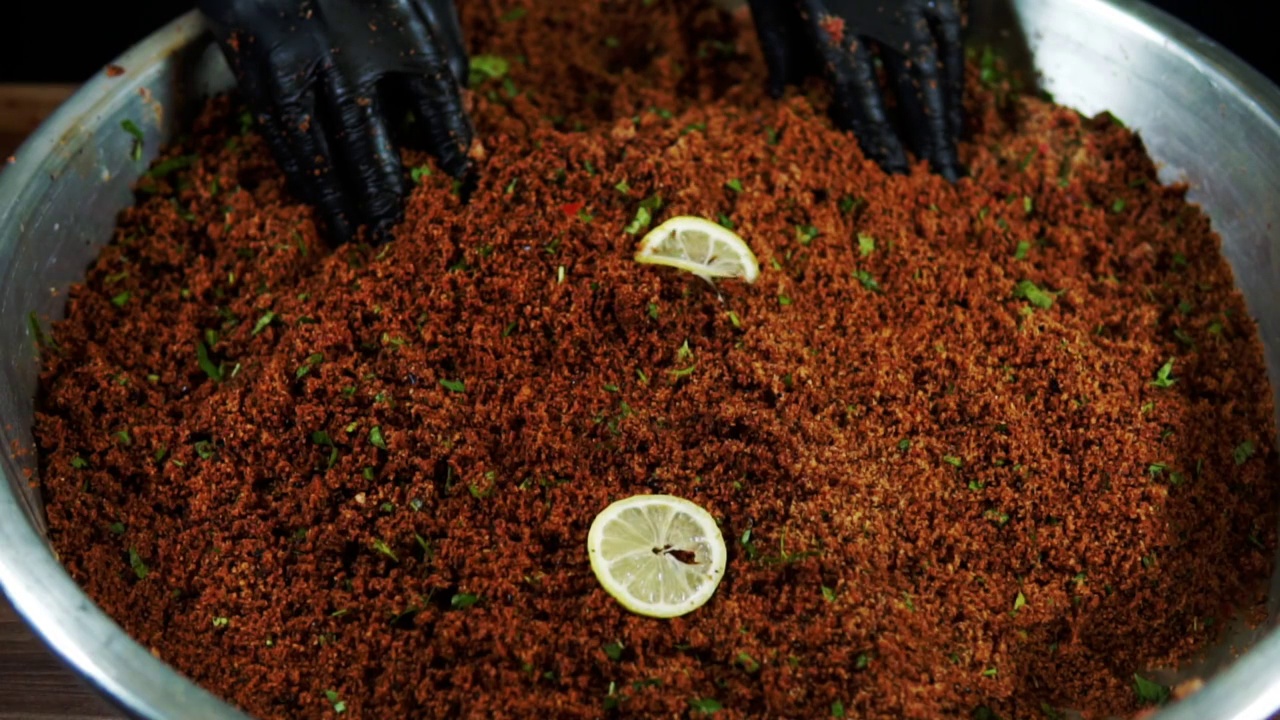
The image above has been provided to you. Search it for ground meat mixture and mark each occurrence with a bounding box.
[32,1,1278,719]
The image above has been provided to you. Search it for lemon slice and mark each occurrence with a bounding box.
[587,494,727,618]
[635,216,760,284]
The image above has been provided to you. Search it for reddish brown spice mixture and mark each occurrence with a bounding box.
[33,1,1278,719]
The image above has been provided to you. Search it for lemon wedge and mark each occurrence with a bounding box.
[634,216,760,284]
[587,494,727,618]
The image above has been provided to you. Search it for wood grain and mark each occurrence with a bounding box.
[0,595,123,719]
[0,82,76,158]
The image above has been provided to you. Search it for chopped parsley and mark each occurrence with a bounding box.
[1149,358,1177,389]
[1014,240,1030,260]
[724,178,744,193]
[295,352,323,379]
[1013,591,1026,611]
[121,119,144,161]
[624,195,663,235]
[451,593,480,610]
[831,700,846,718]
[324,689,347,714]
[195,340,222,382]
[251,311,277,336]
[110,291,132,308]
[603,641,624,661]
[795,225,820,245]
[1234,440,1256,465]
[371,538,398,562]
[369,426,388,450]
[688,698,723,715]
[212,616,229,628]
[943,455,963,468]
[821,585,836,602]
[857,233,875,257]
[853,269,881,292]
[108,521,126,535]
[410,165,433,184]
[468,55,509,87]
[1133,674,1169,705]
[1112,198,1127,213]
[501,6,527,21]
[1014,280,1054,309]
[128,547,149,579]
[439,378,466,393]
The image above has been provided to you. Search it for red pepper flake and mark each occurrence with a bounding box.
[818,15,845,45]
[560,201,585,217]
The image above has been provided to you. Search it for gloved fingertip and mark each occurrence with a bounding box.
[936,161,963,183]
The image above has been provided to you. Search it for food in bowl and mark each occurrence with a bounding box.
[29,1,1277,718]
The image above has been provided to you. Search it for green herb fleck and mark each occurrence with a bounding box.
[212,616,229,628]
[195,340,222,382]
[689,698,723,715]
[128,547,149,579]
[324,689,347,714]
[410,165,433,184]
[1014,591,1026,611]
[121,119,144,161]
[108,521,126,535]
[252,311,277,336]
[369,426,388,450]
[821,585,836,602]
[796,225,820,245]
[440,378,466,393]
[1014,280,1054,309]
[1133,674,1169,705]
[624,195,664,235]
[853,269,881,292]
[501,7,527,21]
[724,179,744,194]
[451,593,480,610]
[943,455,963,468]
[1149,358,1177,389]
[603,641,624,661]
[71,456,89,469]
[371,538,398,562]
[831,700,846,718]
[1234,440,1256,465]
[857,233,875,256]
[110,291,131,308]
[295,352,323,380]
[1112,198,1127,213]
[1014,241,1030,260]
[468,55,509,86]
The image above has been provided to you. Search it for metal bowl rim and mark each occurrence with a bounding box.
[1,3,1279,719]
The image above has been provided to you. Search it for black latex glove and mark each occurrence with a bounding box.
[197,0,475,244]
[746,0,965,181]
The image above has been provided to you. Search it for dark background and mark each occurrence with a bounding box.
[0,1,1274,85]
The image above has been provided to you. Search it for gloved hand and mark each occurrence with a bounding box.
[746,0,965,181]
[197,0,475,244]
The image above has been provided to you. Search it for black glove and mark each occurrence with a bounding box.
[197,0,475,244]
[746,0,965,182]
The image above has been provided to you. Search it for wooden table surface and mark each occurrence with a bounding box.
[0,599,123,720]
[1,81,125,720]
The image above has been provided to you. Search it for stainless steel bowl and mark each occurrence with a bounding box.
[2,2,1279,718]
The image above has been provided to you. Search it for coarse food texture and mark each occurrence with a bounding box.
[33,1,1278,718]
